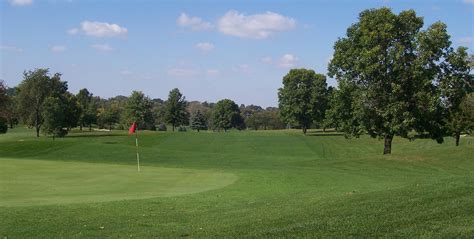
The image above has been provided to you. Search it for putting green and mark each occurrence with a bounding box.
[0,158,237,207]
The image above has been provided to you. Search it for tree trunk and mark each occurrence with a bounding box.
[89,125,92,131]
[383,134,393,155]
[197,129,200,132]
[172,125,175,132]
[35,110,40,137]
[80,125,83,131]
[302,126,307,135]
[455,132,460,146]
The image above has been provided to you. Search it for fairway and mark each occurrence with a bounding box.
[0,158,237,207]
[1,128,474,237]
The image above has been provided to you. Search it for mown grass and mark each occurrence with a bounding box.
[0,127,473,238]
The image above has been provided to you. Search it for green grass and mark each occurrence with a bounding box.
[0,127,473,238]
[0,158,236,207]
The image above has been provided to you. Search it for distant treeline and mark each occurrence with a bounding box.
[0,73,286,137]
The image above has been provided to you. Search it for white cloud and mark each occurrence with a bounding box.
[177,13,213,31]
[9,0,32,6]
[459,37,474,45]
[69,21,128,37]
[206,69,220,76]
[167,68,200,77]
[1,45,24,53]
[91,44,114,51]
[217,10,296,39]
[277,54,299,68]
[196,42,215,52]
[50,45,67,53]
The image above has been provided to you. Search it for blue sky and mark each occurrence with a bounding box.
[1,0,473,107]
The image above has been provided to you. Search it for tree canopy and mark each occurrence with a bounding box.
[164,88,188,131]
[328,8,470,154]
[123,91,155,130]
[278,68,328,134]
[17,69,68,137]
[212,99,243,132]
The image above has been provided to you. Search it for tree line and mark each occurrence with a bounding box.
[0,8,472,154]
[0,71,285,138]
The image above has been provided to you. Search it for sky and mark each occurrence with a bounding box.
[1,0,473,107]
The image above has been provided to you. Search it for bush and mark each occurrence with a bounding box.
[157,123,167,131]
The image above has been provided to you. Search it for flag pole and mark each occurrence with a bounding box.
[135,128,140,172]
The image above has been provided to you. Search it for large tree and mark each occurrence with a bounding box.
[278,68,327,134]
[17,69,67,137]
[122,91,155,130]
[328,8,457,154]
[212,99,243,132]
[164,88,188,131]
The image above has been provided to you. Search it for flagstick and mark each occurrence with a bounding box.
[135,130,140,172]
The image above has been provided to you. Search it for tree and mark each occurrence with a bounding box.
[324,81,365,137]
[3,87,19,129]
[63,93,81,131]
[328,8,455,154]
[17,69,67,137]
[212,99,243,132]
[97,103,120,130]
[440,47,473,146]
[278,68,327,134]
[311,74,329,130]
[83,99,98,131]
[0,80,8,133]
[41,97,67,139]
[122,91,156,130]
[190,110,208,132]
[164,88,188,131]
[445,93,474,146]
[76,88,93,131]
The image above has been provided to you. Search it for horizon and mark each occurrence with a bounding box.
[1,0,473,107]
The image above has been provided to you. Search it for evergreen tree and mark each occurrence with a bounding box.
[190,110,208,132]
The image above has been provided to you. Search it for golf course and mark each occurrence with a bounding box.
[1,127,473,238]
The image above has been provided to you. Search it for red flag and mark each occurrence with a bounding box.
[128,122,137,134]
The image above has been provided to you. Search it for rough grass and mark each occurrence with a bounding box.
[0,127,473,238]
